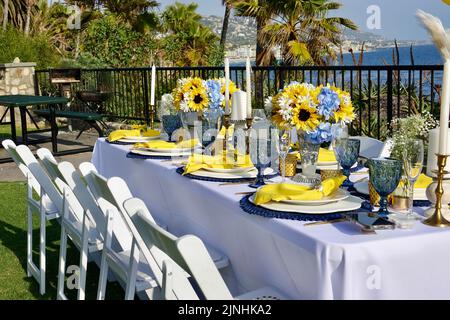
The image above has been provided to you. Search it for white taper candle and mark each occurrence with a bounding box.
[224,58,230,115]
[439,60,450,155]
[246,54,252,117]
[150,65,156,106]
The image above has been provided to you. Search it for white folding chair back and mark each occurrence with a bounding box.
[124,197,288,301]
[79,162,160,299]
[15,145,95,299]
[123,197,231,300]
[2,142,59,295]
[351,136,385,159]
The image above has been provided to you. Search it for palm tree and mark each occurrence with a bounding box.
[2,0,9,30]
[232,0,357,66]
[24,0,36,36]
[161,2,219,66]
[220,0,232,47]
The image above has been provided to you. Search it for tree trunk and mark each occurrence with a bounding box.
[220,4,231,47]
[24,5,31,36]
[2,0,9,31]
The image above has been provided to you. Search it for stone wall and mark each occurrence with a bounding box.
[0,58,37,123]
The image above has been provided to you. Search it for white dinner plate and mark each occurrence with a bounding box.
[353,181,428,200]
[203,167,255,174]
[188,167,274,180]
[278,189,350,206]
[130,148,193,157]
[121,135,160,142]
[249,194,364,214]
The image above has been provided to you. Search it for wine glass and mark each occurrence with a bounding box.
[333,138,360,188]
[162,115,182,142]
[367,158,403,217]
[249,131,272,189]
[252,109,267,122]
[277,127,291,182]
[402,139,424,220]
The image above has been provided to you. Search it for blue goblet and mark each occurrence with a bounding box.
[162,115,182,142]
[249,138,272,189]
[333,138,360,188]
[367,158,403,217]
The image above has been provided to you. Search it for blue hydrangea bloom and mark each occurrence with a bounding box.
[206,80,223,110]
[306,122,334,144]
[317,87,340,120]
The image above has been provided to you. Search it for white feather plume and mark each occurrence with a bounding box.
[416,9,450,60]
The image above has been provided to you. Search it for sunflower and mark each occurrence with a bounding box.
[172,87,184,110]
[183,77,204,91]
[291,102,320,132]
[220,79,238,106]
[333,90,355,123]
[188,87,209,112]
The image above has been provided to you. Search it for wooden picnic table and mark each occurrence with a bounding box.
[0,95,69,153]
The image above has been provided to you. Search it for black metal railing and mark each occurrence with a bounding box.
[35,65,444,140]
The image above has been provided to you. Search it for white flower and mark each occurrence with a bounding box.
[277,95,293,111]
[264,96,273,114]
[180,100,189,112]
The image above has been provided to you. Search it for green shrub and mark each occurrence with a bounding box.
[0,28,61,68]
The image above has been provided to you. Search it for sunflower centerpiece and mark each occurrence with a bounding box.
[268,82,355,181]
[172,77,238,143]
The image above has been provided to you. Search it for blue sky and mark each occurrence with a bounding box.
[157,0,450,40]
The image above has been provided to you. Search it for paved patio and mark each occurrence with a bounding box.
[0,129,97,182]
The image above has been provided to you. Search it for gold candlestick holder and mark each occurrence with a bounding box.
[222,113,231,154]
[149,104,156,129]
[423,153,450,228]
[244,117,253,155]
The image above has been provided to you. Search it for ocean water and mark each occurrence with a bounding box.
[340,44,443,66]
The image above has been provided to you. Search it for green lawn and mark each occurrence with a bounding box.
[0,182,124,300]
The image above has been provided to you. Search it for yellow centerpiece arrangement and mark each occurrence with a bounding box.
[267,82,356,182]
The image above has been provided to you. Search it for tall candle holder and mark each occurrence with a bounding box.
[423,154,450,228]
[149,104,156,129]
[244,117,253,155]
[222,113,231,154]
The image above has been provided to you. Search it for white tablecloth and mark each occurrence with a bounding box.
[92,138,450,299]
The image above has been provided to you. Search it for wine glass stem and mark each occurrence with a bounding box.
[407,180,414,218]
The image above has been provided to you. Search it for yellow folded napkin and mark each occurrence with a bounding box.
[142,129,160,137]
[296,148,337,163]
[397,173,433,189]
[254,175,346,205]
[108,129,141,142]
[134,139,198,150]
[183,153,253,175]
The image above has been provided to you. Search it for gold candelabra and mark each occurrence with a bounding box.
[222,113,231,154]
[149,104,156,129]
[244,117,253,155]
[423,154,450,227]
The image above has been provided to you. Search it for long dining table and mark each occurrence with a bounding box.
[92,138,450,300]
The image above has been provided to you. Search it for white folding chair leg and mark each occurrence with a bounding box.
[97,210,114,300]
[124,239,139,300]
[39,198,46,296]
[57,224,68,300]
[26,179,33,278]
[77,213,90,300]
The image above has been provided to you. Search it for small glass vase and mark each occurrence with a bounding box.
[201,109,221,148]
[292,131,321,186]
[180,111,201,140]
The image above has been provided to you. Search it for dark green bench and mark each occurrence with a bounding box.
[34,109,105,139]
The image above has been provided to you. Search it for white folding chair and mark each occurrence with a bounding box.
[79,162,229,270]
[1,140,59,295]
[78,162,162,299]
[123,198,288,300]
[14,145,100,300]
[351,136,385,159]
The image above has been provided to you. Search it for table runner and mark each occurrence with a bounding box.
[92,138,450,299]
